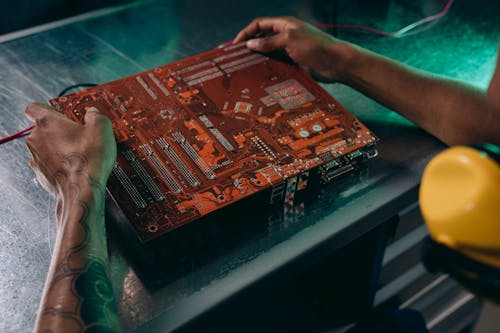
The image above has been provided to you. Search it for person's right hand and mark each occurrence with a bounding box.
[234,16,354,83]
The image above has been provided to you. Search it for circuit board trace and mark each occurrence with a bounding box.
[50,42,377,242]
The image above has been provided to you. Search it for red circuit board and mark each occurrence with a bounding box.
[50,42,377,242]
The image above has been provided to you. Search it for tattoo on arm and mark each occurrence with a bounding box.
[36,153,121,332]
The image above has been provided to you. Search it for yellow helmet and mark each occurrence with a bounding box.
[420,144,500,268]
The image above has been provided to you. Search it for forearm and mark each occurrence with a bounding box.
[337,43,500,146]
[237,16,500,145]
[35,167,121,332]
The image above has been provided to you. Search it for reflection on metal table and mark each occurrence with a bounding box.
[1,0,498,332]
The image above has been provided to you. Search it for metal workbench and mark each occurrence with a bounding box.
[1,1,498,332]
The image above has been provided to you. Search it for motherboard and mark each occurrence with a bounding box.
[50,42,378,242]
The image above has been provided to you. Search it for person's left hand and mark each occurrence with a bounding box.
[25,103,116,198]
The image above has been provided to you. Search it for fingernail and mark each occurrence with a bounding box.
[85,106,100,113]
[247,39,258,49]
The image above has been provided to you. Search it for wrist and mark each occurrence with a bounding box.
[327,40,359,84]
[55,173,105,218]
[59,168,107,195]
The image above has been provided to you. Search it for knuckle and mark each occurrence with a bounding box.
[283,29,294,40]
[286,16,303,29]
[35,115,49,127]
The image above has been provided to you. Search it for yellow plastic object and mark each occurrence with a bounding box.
[419,146,500,268]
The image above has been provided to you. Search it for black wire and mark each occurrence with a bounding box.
[57,83,98,97]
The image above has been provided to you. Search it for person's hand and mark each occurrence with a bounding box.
[234,16,355,82]
[25,103,116,197]
[27,104,121,333]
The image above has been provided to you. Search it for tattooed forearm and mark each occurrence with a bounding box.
[34,153,121,333]
[40,257,118,332]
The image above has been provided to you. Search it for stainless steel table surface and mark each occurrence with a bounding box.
[1,1,499,332]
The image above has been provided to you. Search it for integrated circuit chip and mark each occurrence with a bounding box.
[265,79,315,110]
[49,42,378,242]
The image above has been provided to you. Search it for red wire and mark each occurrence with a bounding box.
[0,124,35,144]
[314,0,453,37]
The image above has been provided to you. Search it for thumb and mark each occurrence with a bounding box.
[83,106,103,124]
[246,33,287,53]
[84,106,113,132]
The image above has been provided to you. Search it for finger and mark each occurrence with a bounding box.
[234,16,298,43]
[234,18,263,43]
[26,103,67,130]
[25,102,56,121]
[84,106,112,130]
[246,32,289,53]
[83,106,101,124]
[25,137,41,159]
